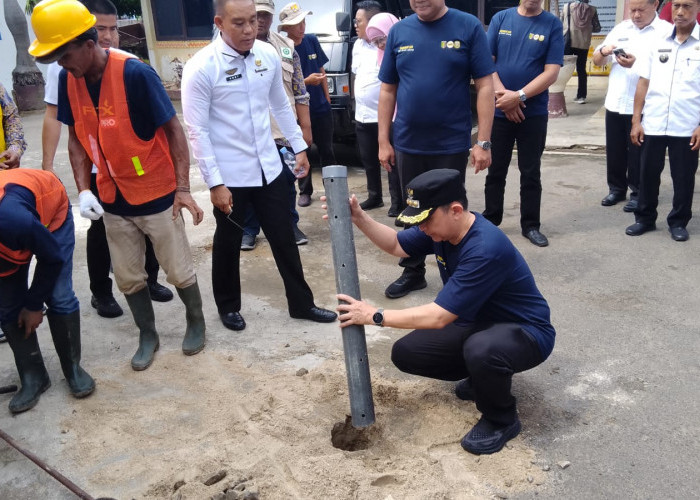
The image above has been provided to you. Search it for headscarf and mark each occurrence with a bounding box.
[365,12,399,65]
[571,0,594,29]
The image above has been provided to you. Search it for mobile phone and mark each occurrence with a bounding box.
[613,48,628,57]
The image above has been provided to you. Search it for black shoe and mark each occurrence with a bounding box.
[360,198,384,210]
[294,226,309,245]
[622,199,638,213]
[241,234,257,251]
[523,229,549,247]
[220,312,246,331]
[387,206,400,218]
[669,226,689,242]
[148,281,174,302]
[461,417,522,455]
[455,378,475,401]
[601,192,626,206]
[625,222,655,236]
[90,295,123,318]
[385,274,428,299]
[290,306,337,323]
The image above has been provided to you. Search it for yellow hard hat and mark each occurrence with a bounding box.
[28,0,96,58]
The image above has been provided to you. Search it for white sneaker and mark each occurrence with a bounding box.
[573,97,586,104]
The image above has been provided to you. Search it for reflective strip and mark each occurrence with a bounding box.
[131,156,144,176]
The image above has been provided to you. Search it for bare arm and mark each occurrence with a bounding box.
[472,74,494,173]
[296,102,312,146]
[349,194,408,257]
[336,296,458,330]
[41,104,61,172]
[162,115,204,225]
[67,126,93,193]
[377,82,397,169]
[320,67,331,104]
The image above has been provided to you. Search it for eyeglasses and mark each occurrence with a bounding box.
[371,36,387,47]
[353,19,359,26]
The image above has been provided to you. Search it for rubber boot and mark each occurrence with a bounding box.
[47,311,95,398]
[124,287,159,371]
[177,282,206,356]
[2,322,51,414]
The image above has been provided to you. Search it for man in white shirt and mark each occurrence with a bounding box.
[351,1,402,217]
[627,0,700,241]
[181,0,337,331]
[592,0,670,212]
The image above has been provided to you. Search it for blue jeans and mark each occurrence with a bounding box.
[0,209,79,324]
[243,149,300,237]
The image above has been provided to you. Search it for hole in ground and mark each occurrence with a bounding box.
[330,415,380,451]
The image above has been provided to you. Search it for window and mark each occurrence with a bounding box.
[151,0,215,40]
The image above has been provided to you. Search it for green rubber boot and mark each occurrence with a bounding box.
[124,287,159,371]
[47,310,95,398]
[2,322,51,414]
[177,281,206,356]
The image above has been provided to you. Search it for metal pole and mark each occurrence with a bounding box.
[322,165,375,428]
[0,427,95,500]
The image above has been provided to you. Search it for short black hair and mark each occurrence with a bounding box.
[356,0,382,18]
[81,0,118,16]
[75,27,99,44]
[439,196,469,213]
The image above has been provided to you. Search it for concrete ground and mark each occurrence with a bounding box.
[0,76,699,499]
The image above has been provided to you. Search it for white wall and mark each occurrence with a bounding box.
[0,0,47,95]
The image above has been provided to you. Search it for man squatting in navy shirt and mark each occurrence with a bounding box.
[334,169,556,455]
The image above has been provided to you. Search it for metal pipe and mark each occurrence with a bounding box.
[322,165,375,428]
[0,427,95,500]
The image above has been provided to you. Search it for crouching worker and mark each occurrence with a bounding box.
[333,169,556,454]
[0,169,94,413]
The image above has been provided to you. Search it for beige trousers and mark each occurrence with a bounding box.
[103,207,196,295]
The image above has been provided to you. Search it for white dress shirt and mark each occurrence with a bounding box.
[181,35,307,188]
[636,23,700,136]
[595,16,671,115]
[351,38,380,123]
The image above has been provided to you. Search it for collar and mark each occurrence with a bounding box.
[669,22,700,42]
[215,34,259,60]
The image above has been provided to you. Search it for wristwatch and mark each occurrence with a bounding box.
[372,308,384,327]
[475,140,492,151]
[518,89,527,101]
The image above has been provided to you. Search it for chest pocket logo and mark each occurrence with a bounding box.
[280,47,293,59]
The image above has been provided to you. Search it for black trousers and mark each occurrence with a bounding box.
[299,110,336,196]
[212,172,315,315]
[391,322,543,426]
[484,115,547,232]
[88,174,159,299]
[635,135,699,228]
[568,47,588,99]
[605,110,640,199]
[394,150,468,277]
[356,121,403,209]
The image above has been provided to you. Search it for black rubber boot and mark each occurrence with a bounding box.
[177,282,206,356]
[2,322,51,414]
[124,287,159,371]
[47,311,95,398]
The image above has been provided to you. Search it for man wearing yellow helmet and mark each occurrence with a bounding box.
[28,0,207,371]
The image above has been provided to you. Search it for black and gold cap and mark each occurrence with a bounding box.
[396,169,466,226]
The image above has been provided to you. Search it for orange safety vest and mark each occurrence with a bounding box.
[67,50,176,206]
[0,169,69,275]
